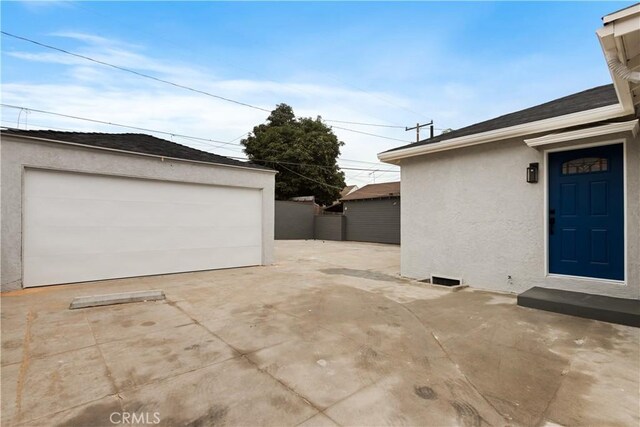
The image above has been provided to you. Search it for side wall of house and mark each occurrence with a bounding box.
[400,132,639,299]
[0,137,276,292]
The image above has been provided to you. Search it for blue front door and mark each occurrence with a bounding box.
[548,144,624,280]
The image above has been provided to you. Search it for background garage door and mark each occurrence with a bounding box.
[23,169,262,287]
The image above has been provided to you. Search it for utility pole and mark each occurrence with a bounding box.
[405,121,434,143]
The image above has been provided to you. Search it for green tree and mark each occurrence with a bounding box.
[241,104,346,205]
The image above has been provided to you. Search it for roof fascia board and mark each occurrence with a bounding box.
[602,4,640,26]
[524,119,639,148]
[2,134,277,174]
[596,24,636,113]
[342,195,400,202]
[377,103,627,163]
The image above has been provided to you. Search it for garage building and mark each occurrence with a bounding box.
[0,129,276,291]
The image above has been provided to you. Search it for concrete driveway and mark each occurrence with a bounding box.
[1,241,638,427]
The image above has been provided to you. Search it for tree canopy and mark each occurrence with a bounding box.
[241,104,346,206]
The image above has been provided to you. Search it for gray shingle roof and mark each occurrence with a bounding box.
[384,84,619,153]
[0,129,273,171]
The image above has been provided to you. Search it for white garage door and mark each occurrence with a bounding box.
[23,169,262,287]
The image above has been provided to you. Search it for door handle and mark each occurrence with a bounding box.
[549,209,555,235]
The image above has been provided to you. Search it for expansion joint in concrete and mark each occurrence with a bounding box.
[397,302,510,425]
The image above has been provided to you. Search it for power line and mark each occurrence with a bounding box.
[279,164,399,195]
[1,104,399,170]
[323,119,405,129]
[0,103,240,147]
[225,156,398,173]
[330,125,411,143]
[278,164,344,190]
[67,3,422,128]
[70,4,407,129]
[1,119,79,133]
[1,31,272,113]
[2,31,415,142]
[1,105,400,174]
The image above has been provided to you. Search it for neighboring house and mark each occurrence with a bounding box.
[378,5,639,299]
[0,129,276,291]
[340,185,358,199]
[324,185,359,213]
[341,181,400,244]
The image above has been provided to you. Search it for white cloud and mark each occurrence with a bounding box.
[1,31,407,186]
[3,26,609,188]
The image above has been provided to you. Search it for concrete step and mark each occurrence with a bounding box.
[517,286,640,327]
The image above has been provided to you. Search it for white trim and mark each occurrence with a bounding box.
[602,4,640,25]
[524,119,639,147]
[543,138,628,284]
[378,103,629,163]
[2,134,277,174]
[596,27,636,113]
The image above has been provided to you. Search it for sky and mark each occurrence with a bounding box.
[1,1,634,187]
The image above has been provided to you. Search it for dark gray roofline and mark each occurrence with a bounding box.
[1,129,275,172]
[383,84,619,154]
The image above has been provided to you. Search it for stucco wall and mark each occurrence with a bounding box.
[400,133,639,299]
[0,136,276,292]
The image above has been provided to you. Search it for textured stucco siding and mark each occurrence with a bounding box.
[0,136,275,292]
[344,198,400,244]
[274,201,315,240]
[314,215,345,241]
[400,133,639,299]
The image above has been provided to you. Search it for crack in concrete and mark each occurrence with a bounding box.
[168,298,344,426]
[13,308,34,424]
[83,310,125,416]
[398,303,510,427]
[534,326,592,427]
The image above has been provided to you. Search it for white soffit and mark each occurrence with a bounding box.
[596,5,640,112]
[524,119,639,148]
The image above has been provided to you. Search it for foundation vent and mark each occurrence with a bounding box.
[430,275,463,287]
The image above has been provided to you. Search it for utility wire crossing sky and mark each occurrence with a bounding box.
[1,1,633,185]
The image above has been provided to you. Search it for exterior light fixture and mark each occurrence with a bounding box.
[526,162,539,183]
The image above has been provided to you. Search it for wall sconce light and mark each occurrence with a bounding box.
[526,162,539,183]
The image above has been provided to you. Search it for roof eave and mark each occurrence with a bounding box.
[341,194,400,202]
[596,25,637,115]
[524,119,639,147]
[377,102,628,164]
[2,133,277,174]
[602,4,640,24]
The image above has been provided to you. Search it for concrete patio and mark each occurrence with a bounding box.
[1,240,638,427]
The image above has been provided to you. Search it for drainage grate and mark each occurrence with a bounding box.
[431,276,462,287]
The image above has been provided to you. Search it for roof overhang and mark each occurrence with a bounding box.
[524,119,639,148]
[379,5,639,165]
[378,103,628,164]
[2,133,277,174]
[341,195,400,202]
[596,4,640,114]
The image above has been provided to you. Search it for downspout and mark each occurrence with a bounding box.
[605,51,640,84]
